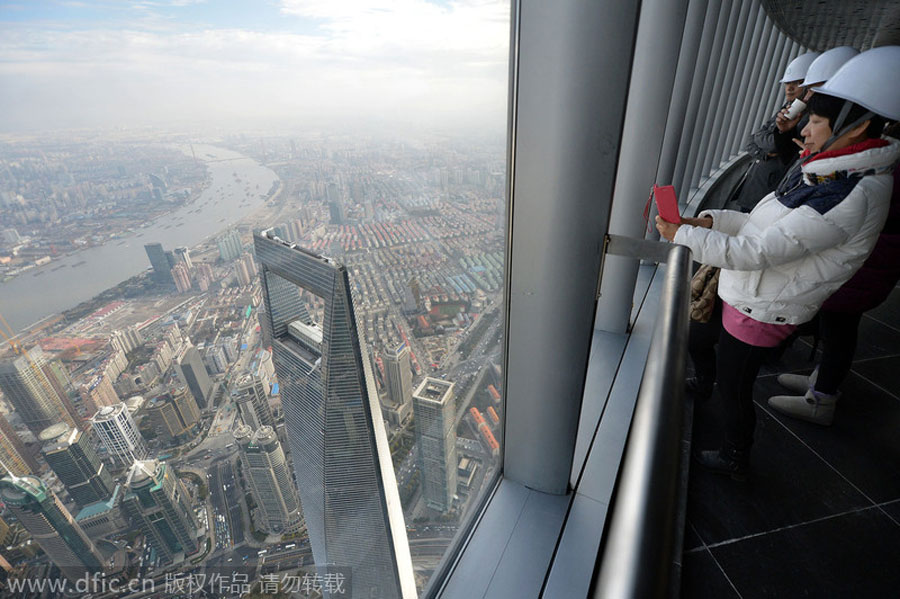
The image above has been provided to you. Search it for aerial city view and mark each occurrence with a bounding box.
[0,1,509,598]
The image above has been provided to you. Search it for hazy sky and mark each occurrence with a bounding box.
[0,0,510,134]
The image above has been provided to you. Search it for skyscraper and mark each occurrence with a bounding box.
[234,258,252,285]
[216,229,242,262]
[174,246,193,269]
[412,378,458,512]
[172,262,192,293]
[173,342,213,409]
[40,423,114,509]
[255,230,415,599]
[0,347,77,434]
[144,242,175,285]
[242,251,258,277]
[0,413,38,475]
[231,373,274,430]
[90,403,148,466]
[144,388,199,444]
[0,475,106,582]
[78,373,120,416]
[382,343,413,427]
[121,460,200,564]
[233,424,302,534]
[110,325,144,355]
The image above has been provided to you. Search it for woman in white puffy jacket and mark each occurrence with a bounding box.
[656,47,900,478]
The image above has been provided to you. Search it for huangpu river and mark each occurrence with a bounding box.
[0,145,278,333]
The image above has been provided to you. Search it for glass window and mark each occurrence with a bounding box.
[0,1,509,596]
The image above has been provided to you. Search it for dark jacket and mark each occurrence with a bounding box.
[822,164,900,313]
[734,108,803,211]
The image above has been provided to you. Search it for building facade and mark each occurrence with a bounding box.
[0,475,106,582]
[233,424,301,534]
[412,378,458,512]
[231,373,275,430]
[121,460,200,565]
[144,242,175,285]
[0,347,77,434]
[382,342,413,428]
[255,230,415,599]
[77,373,120,417]
[40,423,114,509]
[0,414,38,475]
[90,403,148,466]
[144,388,199,444]
[173,343,213,409]
[217,229,242,262]
[75,484,128,539]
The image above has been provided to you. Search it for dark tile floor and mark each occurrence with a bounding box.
[681,288,900,598]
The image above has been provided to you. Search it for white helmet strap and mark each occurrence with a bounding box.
[822,100,874,152]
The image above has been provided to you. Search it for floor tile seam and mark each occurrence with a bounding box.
[876,504,900,527]
[863,314,900,334]
[703,504,883,551]
[478,492,532,598]
[756,401,883,503]
[845,368,900,403]
[683,521,709,555]
[874,499,900,527]
[849,353,900,366]
[703,544,745,599]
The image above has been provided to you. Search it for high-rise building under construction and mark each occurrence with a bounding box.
[0,347,77,434]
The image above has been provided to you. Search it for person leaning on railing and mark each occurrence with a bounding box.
[655,46,900,479]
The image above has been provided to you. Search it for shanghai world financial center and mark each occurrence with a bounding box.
[255,230,416,599]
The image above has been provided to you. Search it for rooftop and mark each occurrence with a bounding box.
[75,484,121,521]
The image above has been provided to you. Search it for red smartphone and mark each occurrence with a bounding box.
[653,184,681,223]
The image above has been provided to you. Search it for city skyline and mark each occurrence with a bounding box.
[0,128,506,595]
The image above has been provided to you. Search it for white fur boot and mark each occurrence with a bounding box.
[768,385,838,426]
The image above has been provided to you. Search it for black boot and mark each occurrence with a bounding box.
[694,447,748,481]
[685,377,714,400]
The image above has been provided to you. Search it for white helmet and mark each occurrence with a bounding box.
[802,46,859,86]
[818,46,900,121]
[780,51,820,83]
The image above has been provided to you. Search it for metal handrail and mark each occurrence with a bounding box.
[591,243,692,599]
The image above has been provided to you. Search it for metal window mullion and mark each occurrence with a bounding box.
[674,0,728,197]
[703,0,753,175]
[594,0,690,335]
[734,6,776,152]
[503,0,643,493]
[747,24,786,135]
[721,2,765,159]
[656,0,710,191]
[691,2,740,188]
[671,0,721,199]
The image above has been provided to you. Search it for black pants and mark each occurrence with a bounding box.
[717,330,769,452]
[815,310,863,394]
[688,299,723,386]
[689,300,771,453]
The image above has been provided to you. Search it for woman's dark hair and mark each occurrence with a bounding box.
[807,92,885,139]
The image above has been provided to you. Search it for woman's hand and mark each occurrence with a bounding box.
[655,215,681,241]
[656,215,712,241]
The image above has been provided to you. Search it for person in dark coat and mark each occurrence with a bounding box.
[732,52,820,212]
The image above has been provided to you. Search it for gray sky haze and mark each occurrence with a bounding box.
[0,0,510,134]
